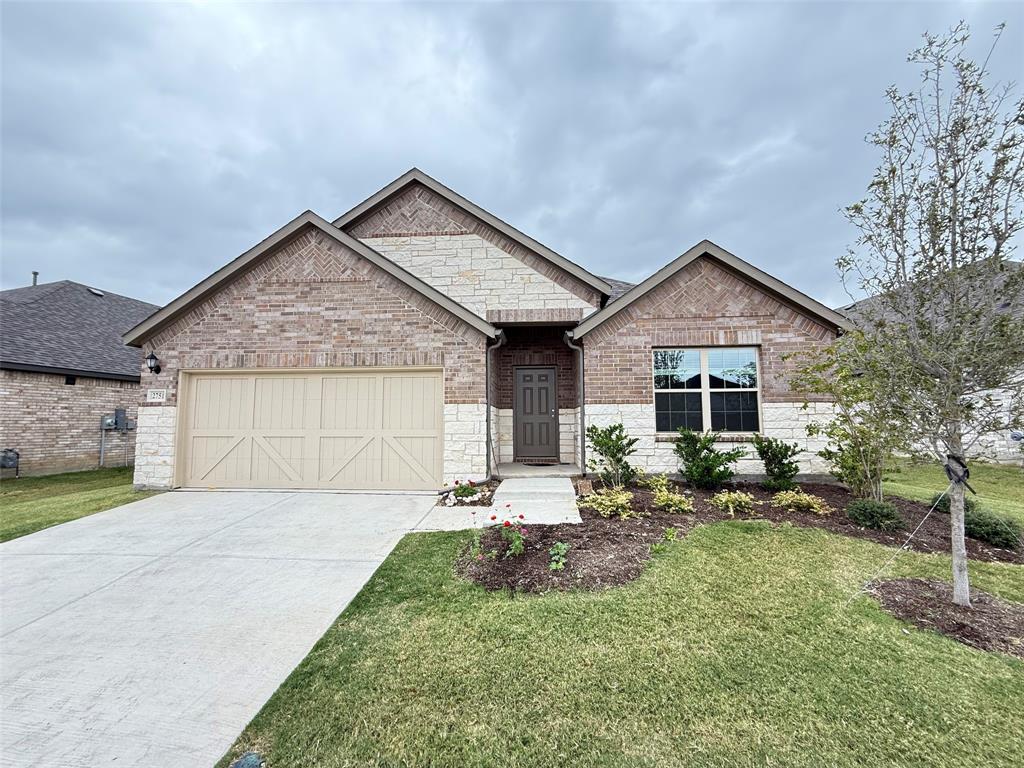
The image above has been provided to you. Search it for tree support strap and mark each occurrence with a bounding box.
[943,454,976,495]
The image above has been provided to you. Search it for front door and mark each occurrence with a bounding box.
[514,366,558,460]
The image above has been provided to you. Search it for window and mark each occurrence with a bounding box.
[64,375,77,386]
[653,347,760,433]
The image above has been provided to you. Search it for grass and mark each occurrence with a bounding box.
[219,522,1024,768]
[0,467,159,542]
[885,460,1024,524]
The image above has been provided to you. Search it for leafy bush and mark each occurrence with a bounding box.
[709,490,758,517]
[770,490,833,516]
[751,434,801,491]
[930,492,978,515]
[846,499,903,531]
[578,488,636,519]
[673,429,746,490]
[586,423,639,488]
[964,508,1021,550]
[653,488,694,515]
[548,541,570,571]
[635,470,670,492]
[453,481,479,499]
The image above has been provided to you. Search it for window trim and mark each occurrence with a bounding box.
[652,347,762,435]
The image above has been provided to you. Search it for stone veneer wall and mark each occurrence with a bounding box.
[364,234,596,318]
[132,226,490,489]
[581,256,839,475]
[0,369,139,476]
[493,407,579,466]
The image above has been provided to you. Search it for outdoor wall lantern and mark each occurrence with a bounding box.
[145,352,161,375]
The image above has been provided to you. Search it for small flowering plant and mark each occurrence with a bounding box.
[500,506,528,559]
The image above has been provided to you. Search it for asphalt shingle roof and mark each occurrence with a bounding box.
[601,276,635,303]
[1,281,159,380]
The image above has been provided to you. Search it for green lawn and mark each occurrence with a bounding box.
[885,460,1024,524]
[0,467,159,542]
[220,523,1024,768]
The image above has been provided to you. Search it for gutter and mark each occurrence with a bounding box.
[563,331,586,476]
[485,329,507,479]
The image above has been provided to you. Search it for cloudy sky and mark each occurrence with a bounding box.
[2,1,1021,308]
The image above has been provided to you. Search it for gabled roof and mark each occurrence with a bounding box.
[123,211,498,346]
[571,240,850,339]
[601,276,635,303]
[333,168,613,297]
[1,281,159,380]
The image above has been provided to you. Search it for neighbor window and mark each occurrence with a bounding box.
[653,347,760,433]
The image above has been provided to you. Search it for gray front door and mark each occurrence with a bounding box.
[514,367,558,460]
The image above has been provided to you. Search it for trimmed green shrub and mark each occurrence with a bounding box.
[770,490,833,516]
[964,508,1021,550]
[674,429,746,490]
[846,499,903,531]
[653,488,694,515]
[931,492,978,515]
[578,488,636,519]
[751,434,801,491]
[709,490,758,517]
[586,423,639,488]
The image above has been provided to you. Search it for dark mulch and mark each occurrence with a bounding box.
[458,511,692,593]
[436,480,500,507]
[676,482,1022,565]
[871,578,1024,659]
[458,479,1021,594]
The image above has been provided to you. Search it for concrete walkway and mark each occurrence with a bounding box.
[416,477,581,531]
[0,490,435,767]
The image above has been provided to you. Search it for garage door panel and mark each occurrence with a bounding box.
[183,370,442,490]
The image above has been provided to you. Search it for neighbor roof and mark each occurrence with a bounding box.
[601,276,635,303]
[572,240,850,338]
[123,211,498,346]
[333,168,613,297]
[1,281,159,381]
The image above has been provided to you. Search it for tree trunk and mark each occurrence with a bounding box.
[948,475,971,607]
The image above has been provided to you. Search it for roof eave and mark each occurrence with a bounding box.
[333,168,613,297]
[571,240,850,339]
[124,211,498,347]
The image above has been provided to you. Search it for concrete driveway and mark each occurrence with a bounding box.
[0,490,436,767]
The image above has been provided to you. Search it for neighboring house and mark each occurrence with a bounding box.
[839,262,1024,464]
[125,169,847,491]
[0,280,159,476]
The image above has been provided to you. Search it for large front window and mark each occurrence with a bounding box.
[653,347,760,433]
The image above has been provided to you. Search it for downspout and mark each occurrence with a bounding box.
[485,329,507,479]
[563,331,586,476]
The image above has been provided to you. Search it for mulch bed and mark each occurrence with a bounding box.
[457,479,1021,595]
[871,578,1024,659]
[436,479,500,507]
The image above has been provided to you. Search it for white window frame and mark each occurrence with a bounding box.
[652,347,762,434]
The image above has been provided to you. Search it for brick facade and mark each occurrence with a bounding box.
[133,225,491,488]
[583,257,836,404]
[0,369,139,476]
[493,326,577,410]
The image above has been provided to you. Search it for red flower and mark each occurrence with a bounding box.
[468,480,475,487]
[503,520,511,527]
[490,514,497,521]
[455,480,461,485]
[518,514,524,520]
[505,503,511,508]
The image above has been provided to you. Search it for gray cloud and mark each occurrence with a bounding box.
[2,1,1021,308]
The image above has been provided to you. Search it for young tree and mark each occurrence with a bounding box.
[841,23,1024,606]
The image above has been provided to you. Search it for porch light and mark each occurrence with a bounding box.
[145,352,161,375]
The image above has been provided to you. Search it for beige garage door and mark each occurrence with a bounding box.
[179,370,443,490]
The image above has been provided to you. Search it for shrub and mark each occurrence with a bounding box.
[453,482,479,499]
[846,499,903,531]
[578,488,636,519]
[709,490,758,517]
[653,488,694,515]
[770,490,833,516]
[635,470,670,492]
[964,508,1021,550]
[548,541,570,571]
[751,434,801,491]
[673,429,746,490]
[586,423,639,488]
[930,492,978,515]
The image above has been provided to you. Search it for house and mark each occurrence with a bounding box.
[124,169,847,491]
[0,280,159,475]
